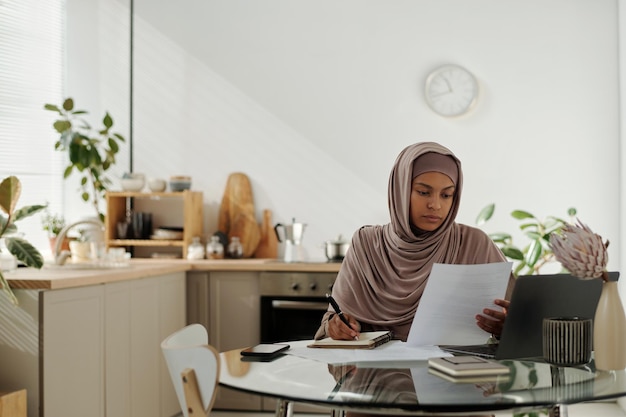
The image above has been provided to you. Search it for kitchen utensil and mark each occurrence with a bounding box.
[152,227,184,240]
[254,209,278,259]
[116,221,130,239]
[120,173,145,191]
[169,175,192,191]
[324,234,350,262]
[274,218,307,262]
[217,172,261,258]
[148,177,167,192]
[132,212,152,239]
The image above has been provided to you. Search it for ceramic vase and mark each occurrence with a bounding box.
[593,281,626,371]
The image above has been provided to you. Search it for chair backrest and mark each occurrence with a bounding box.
[161,324,220,417]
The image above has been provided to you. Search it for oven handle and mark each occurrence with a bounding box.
[271,300,329,311]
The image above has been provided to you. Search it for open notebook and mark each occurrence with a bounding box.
[308,331,393,349]
[440,272,612,359]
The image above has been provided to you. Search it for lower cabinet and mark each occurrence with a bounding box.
[187,271,263,411]
[0,272,185,417]
[186,271,326,414]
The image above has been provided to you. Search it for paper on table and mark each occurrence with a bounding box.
[406,262,512,347]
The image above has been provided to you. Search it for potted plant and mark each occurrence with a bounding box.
[41,206,69,253]
[0,176,45,305]
[44,97,126,222]
[476,203,577,276]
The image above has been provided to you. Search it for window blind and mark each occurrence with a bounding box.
[0,0,65,254]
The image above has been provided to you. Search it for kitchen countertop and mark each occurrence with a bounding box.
[4,259,342,290]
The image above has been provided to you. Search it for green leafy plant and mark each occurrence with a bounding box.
[41,206,66,237]
[476,203,577,276]
[44,97,126,222]
[0,176,45,304]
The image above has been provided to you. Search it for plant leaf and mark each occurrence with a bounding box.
[0,176,21,216]
[475,203,495,225]
[108,138,119,153]
[502,246,524,260]
[5,237,44,269]
[0,220,17,235]
[511,210,535,220]
[63,165,73,179]
[524,231,542,240]
[13,204,46,222]
[524,239,542,267]
[53,120,71,133]
[102,112,113,129]
[489,232,511,244]
[44,103,61,112]
[0,271,18,305]
[62,97,74,111]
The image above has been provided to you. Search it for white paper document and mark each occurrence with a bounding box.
[406,262,512,347]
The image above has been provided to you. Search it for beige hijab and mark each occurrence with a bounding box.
[319,142,507,341]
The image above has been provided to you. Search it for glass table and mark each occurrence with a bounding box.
[219,342,626,417]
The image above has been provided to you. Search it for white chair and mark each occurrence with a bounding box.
[161,324,220,417]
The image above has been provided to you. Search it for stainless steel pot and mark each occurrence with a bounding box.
[324,235,350,261]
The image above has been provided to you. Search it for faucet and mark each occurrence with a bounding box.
[54,219,105,265]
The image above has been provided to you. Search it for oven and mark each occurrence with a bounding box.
[260,272,337,343]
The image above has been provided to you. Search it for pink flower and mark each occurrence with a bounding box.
[549,219,610,281]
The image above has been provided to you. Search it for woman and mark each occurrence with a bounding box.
[315,141,513,342]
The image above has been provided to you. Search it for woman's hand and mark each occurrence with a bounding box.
[475,299,510,337]
[328,313,361,340]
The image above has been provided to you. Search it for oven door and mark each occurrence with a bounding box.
[260,296,329,343]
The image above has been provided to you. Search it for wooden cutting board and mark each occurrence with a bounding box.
[254,209,278,259]
[217,172,261,258]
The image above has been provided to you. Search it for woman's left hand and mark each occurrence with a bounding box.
[475,299,510,337]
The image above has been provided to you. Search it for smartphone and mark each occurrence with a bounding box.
[240,343,290,358]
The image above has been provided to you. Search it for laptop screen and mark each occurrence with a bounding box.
[494,272,611,359]
[441,272,614,359]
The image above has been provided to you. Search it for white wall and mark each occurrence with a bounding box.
[69,1,622,269]
[64,0,131,223]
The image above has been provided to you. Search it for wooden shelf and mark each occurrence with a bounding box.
[105,190,203,258]
[108,239,185,247]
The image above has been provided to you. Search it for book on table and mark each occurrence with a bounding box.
[308,331,393,349]
[427,367,511,384]
[428,356,510,377]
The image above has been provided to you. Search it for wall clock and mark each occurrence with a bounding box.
[424,64,479,117]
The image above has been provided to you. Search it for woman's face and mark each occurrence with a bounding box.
[409,171,456,232]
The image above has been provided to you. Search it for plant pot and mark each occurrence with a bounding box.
[49,236,71,254]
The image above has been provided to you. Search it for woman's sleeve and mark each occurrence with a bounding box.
[314,311,334,340]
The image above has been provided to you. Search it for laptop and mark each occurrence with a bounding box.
[439,272,616,359]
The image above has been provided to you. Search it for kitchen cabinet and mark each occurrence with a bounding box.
[187,271,263,411]
[0,272,185,417]
[105,191,203,258]
[186,270,329,414]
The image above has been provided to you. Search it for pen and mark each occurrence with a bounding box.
[326,293,351,328]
